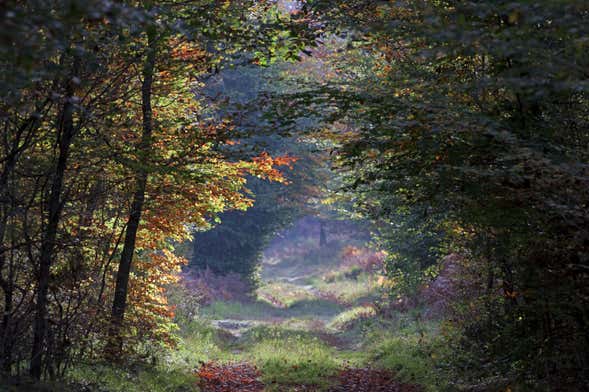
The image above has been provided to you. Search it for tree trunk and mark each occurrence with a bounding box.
[30,64,78,380]
[107,31,156,357]
[0,211,14,374]
[319,220,327,247]
[1,107,43,374]
[0,138,16,374]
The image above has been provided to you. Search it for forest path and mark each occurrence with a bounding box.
[196,250,416,390]
[194,220,420,390]
[196,361,422,392]
[204,247,359,347]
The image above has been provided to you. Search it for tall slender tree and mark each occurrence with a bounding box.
[108,26,157,356]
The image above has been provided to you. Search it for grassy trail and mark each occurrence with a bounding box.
[187,238,424,391]
[59,230,443,391]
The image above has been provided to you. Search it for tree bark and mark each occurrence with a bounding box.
[30,64,78,380]
[1,107,45,374]
[0,128,16,374]
[107,30,156,357]
[319,220,327,247]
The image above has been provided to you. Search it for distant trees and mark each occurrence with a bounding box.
[0,0,313,380]
[191,143,325,286]
[190,58,331,287]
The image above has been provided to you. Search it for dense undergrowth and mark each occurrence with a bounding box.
[4,321,446,392]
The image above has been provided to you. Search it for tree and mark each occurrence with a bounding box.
[188,26,328,286]
[107,21,157,358]
[0,0,316,378]
[273,0,589,388]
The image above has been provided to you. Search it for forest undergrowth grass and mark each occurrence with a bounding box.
[200,300,283,320]
[257,281,316,307]
[239,326,342,389]
[66,361,198,392]
[181,250,449,391]
[364,317,450,391]
[58,242,449,392]
[175,305,447,391]
[203,297,344,321]
[50,300,449,392]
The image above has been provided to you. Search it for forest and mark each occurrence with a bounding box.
[0,1,588,391]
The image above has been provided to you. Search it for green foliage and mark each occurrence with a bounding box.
[268,0,589,389]
[0,0,319,381]
[192,201,294,281]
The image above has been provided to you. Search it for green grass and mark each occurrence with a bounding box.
[310,272,381,305]
[200,300,282,320]
[5,315,445,392]
[327,305,377,331]
[257,281,316,307]
[170,242,446,392]
[166,319,234,369]
[67,362,198,392]
[366,321,449,391]
[240,326,341,390]
[201,298,344,322]
[168,321,347,390]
